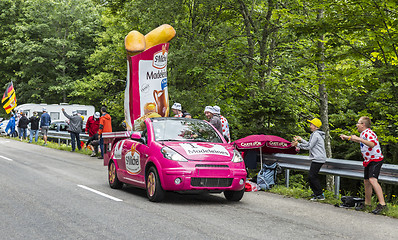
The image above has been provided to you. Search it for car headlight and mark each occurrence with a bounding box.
[232,149,244,163]
[161,147,188,162]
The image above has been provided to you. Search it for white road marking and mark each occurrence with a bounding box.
[77,184,123,202]
[0,155,13,161]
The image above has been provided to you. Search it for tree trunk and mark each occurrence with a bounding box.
[316,8,334,192]
[238,0,254,91]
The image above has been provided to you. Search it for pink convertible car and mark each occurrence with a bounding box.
[103,117,247,202]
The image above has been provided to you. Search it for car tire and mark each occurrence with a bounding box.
[146,166,165,202]
[108,160,123,189]
[224,189,245,201]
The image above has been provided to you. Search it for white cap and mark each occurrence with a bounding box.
[72,110,77,115]
[42,108,47,112]
[213,106,221,114]
[204,106,215,114]
[171,102,182,111]
[94,112,100,119]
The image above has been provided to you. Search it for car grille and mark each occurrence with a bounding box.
[191,178,233,187]
[195,164,229,168]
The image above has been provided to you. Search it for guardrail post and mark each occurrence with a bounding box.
[285,169,290,188]
[334,176,340,199]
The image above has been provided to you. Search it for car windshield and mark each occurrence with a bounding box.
[151,118,223,143]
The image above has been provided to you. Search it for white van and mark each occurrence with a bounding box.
[14,103,95,122]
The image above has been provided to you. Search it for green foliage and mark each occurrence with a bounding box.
[1,0,102,107]
[1,0,398,167]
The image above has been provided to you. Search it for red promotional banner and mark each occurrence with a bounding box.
[124,43,169,130]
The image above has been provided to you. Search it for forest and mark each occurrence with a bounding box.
[1,0,398,168]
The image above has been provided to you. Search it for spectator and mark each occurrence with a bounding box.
[5,113,16,137]
[340,116,387,214]
[85,111,100,157]
[62,108,83,152]
[18,112,29,141]
[171,103,183,117]
[204,106,222,134]
[291,118,326,201]
[16,109,22,138]
[213,105,231,143]
[29,111,40,143]
[98,106,112,159]
[40,108,51,146]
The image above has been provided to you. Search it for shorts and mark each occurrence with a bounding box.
[364,160,383,179]
[41,126,49,136]
[86,133,98,146]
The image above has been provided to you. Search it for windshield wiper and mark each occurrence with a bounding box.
[190,139,208,142]
[158,139,180,142]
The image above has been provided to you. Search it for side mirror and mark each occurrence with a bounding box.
[130,132,142,140]
[131,132,146,144]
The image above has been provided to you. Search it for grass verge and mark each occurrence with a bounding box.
[3,135,93,156]
[267,184,398,218]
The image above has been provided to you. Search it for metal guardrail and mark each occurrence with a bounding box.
[44,131,89,145]
[262,153,398,198]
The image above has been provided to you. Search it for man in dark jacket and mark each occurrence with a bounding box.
[18,112,29,141]
[29,111,40,143]
[62,108,83,152]
[85,112,100,157]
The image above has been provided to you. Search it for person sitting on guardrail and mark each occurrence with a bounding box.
[292,118,326,201]
[62,108,83,152]
[340,116,387,214]
[85,112,100,157]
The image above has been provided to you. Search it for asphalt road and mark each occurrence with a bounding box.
[1,137,397,240]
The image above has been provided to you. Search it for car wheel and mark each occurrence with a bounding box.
[108,160,123,189]
[146,166,165,202]
[224,189,245,201]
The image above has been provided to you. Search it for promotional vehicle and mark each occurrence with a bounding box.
[103,117,247,202]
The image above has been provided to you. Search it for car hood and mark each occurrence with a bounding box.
[163,142,234,162]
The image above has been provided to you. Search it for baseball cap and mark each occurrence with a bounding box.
[308,118,322,128]
[94,112,100,119]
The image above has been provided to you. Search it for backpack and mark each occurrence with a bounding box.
[257,162,280,190]
[335,196,364,208]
